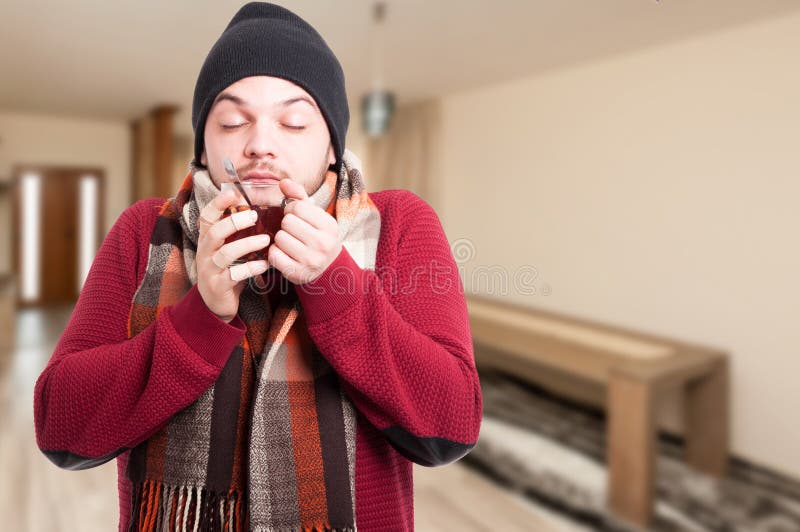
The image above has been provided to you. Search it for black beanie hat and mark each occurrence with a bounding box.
[192,2,349,171]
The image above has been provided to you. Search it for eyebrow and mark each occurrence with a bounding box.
[212,92,317,111]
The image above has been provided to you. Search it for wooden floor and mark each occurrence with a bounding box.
[0,304,583,532]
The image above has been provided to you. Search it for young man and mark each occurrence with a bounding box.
[34,3,482,531]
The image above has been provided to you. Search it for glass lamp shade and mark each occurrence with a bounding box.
[361,90,396,137]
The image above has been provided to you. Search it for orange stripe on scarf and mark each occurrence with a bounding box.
[286,330,329,524]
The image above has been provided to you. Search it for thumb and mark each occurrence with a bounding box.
[279,178,308,201]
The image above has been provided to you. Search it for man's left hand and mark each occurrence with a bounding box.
[268,179,342,285]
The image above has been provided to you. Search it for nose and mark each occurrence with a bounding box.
[244,121,277,160]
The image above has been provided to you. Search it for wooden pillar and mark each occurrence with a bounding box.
[130,105,178,202]
[152,105,178,200]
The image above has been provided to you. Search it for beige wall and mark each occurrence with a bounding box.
[0,111,130,276]
[437,13,800,478]
[0,112,131,225]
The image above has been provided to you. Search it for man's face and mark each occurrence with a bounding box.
[201,76,336,199]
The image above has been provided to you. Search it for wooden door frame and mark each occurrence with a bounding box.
[11,165,106,307]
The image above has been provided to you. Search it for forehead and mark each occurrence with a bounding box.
[210,76,319,112]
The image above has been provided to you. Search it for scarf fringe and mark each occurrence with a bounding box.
[129,480,245,532]
[129,480,355,532]
[251,528,356,532]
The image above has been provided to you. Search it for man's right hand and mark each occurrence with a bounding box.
[196,189,270,323]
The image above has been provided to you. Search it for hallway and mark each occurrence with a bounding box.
[0,305,577,532]
[0,306,119,530]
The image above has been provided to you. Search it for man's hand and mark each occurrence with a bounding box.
[196,188,271,322]
[269,179,342,285]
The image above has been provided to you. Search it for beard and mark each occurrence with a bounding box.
[230,143,332,196]
[215,144,333,206]
[304,145,336,196]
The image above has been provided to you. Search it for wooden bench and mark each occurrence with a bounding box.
[466,294,729,528]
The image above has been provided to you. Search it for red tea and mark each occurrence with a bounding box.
[223,204,284,262]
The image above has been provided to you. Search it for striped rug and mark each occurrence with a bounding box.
[464,370,800,532]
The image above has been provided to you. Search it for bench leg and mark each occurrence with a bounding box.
[685,358,729,477]
[607,371,656,528]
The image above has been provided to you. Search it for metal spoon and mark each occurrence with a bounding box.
[222,157,253,207]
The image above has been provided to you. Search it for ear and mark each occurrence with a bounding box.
[327,143,336,166]
[200,150,207,166]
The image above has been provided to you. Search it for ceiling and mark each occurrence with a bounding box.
[1,0,798,137]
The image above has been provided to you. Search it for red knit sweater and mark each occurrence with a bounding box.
[33,189,482,531]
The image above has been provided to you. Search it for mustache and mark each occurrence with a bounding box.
[238,161,288,179]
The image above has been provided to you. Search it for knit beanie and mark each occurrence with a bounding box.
[192,2,349,171]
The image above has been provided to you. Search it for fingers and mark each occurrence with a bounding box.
[272,229,306,262]
[268,244,299,277]
[281,199,333,231]
[211,249,230,269]
[199,189,240,231]
[211,234,270,269]
[278,178,309,202]
[206,209,258,245]
[229,260,269,282]
[279,212,319,246]
[198,188,255,255]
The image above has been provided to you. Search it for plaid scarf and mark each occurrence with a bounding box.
[125,150,381,532]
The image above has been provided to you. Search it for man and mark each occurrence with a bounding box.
[34,3,482,531]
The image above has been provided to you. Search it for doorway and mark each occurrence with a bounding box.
[12,166,105,306]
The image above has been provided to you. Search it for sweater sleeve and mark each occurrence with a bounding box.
[295,192,482,467]
[33,200,246,470]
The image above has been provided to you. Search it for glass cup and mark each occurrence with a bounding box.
[220,182,285,264]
